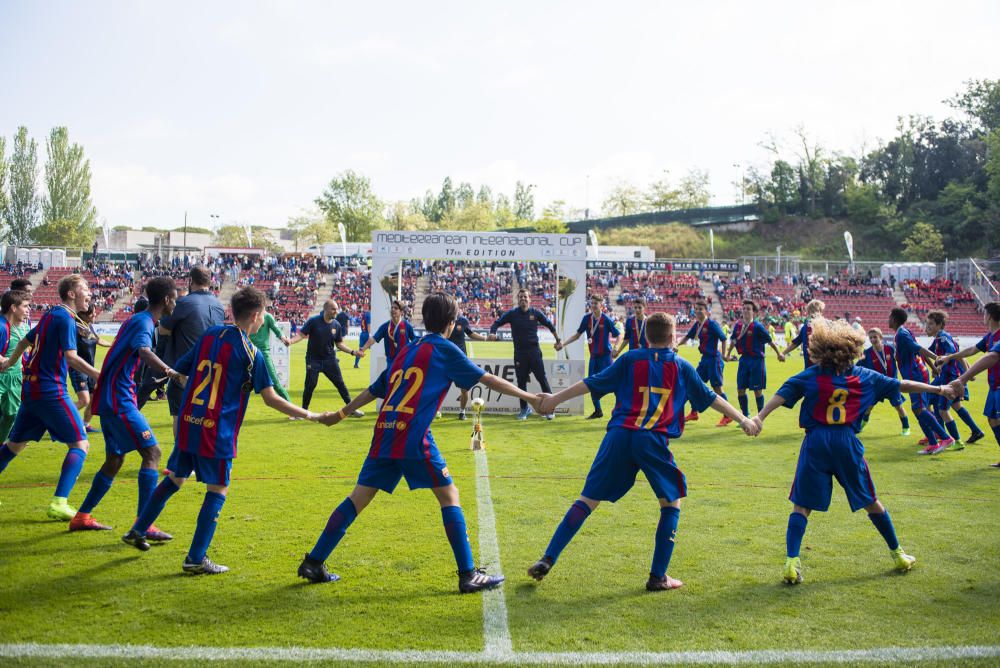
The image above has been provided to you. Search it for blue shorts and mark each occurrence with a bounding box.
[589,354,613,379]
[908,392,929,412]
[357,444,453,493]
[7,394,86,445]
[984,389,1000,419]
[789,428,876,513]
[166,446,232,486]
[99,410,157,456]
[887,391,906,408]
[696,355,725,388]
[359,332,370,347]
[928,380,968,411]
[736,357,766,391]
[581,427,687,503]
[69,369,96,394]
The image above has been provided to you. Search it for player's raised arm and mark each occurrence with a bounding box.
[480,374,544,412]
[322,389,377,427]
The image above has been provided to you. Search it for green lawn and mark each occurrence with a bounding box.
[1,342,998,666]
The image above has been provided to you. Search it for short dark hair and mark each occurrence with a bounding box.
[742,299,758,312]
[231,287,266,320]
[925,310,948,327]
[695,300,708,309]
[632,297,646,306]
[134,296,149,313]
[984,302,1000,323]
[391,300,405,313]
[189,266,212,287]
[10,279,31,292]
[1,290,29,314]
[145,276,177,307]
[645,312,675,346]
[422,292,458,333]
[889,307,908,329]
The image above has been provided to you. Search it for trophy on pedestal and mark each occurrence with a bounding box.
[470,397,486,450]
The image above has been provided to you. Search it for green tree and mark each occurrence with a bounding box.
[987,129,1000,207]
[901,221,944,261]
[314,170,384,242]
[5,127,39,245]
[387,201,432,231]
[288,211,336,250]
[214,224,279,250]
[442,201,496,231]
[513,181,535,221]
[456,182,475,210]
[0,137,7,234]
[476,184,493,207]
[38,127,97,246]
[494,193,515,228]
[645,171,681,211]
[437,177,456,220]
[602,181,643,217]
[677,168,711,208]
[947,78,1000,133]
[532,216,568,234]
[766,160,798,212]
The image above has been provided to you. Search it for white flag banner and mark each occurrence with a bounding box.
[244,223,253,247]
[709,229,715,259]
[102,219,110,250]
[844,231,854,262]
[338,222,348,256]
[588,229,599,259]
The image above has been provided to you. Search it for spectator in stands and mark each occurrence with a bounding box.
[159,267,226,437]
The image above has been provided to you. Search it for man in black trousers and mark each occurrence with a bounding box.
[288,299,364,419]
[489,288,562,420]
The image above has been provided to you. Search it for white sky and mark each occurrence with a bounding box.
[2,0,997,231]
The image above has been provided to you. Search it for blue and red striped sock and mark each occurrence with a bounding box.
[868,510,899,550]
[309,497,357,562]
[187,491,226,564]
[544,500,592,565]
[134,476,179,534]
[78,471,114,514]
[54,447,86,499]
[786,512,808,558]
[441,505,474,573]
[650,506,680,578]
[0,444,16,474]
[137,468,158,516]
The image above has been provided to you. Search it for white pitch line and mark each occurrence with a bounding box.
[3,643,1000,664]
[473,447,513,659]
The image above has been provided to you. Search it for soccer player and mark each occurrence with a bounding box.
[613,297,648,357]
[68,277,180,538]
[781,299,825,368]
[0,290,31,443]
[249,302,291,401]
[678,300,732,426]
[561,295,621,420]
[355,308,371,369]
[0,275,100,520]
[783,318,796,347]
[888,308,954,454]
[947,329,1000,467]
[297,293,542,592]
[924,310,984,448]
[528,313,756,590]
[122,287,329,574]
[488,288,562,420]
[69,303,109,433]
[724,300,785,418]
[752,320,948,584]
[448,306,488,420]
[857,328,910,435]
[288,299,363,417]
[359,300,416,366]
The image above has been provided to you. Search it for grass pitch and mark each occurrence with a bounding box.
[1,342,999,666]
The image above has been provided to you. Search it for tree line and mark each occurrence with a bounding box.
[742,79,1000,260]
[0,127,97,248]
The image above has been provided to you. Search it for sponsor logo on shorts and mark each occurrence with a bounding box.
[141,430,152,440]
[441,467,450,478]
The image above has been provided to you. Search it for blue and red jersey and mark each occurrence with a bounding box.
[731,320,771,358]
[622,315,648,350]
[583,348,716,439]
[368,333,484,460]
[791,317,817,367]
[175,325,272,460]
[929,330,962,382]
[686,318,726,358]
[0,315,11,356]
[859,343,898,378]
[92,310,156,416]
[977,330,1000,390]
[361,311,371,335]
[577,312,619,358]
[373,318,416,362]
[776,365,900,433]
[22,305,78,400]
[893,327,929,382]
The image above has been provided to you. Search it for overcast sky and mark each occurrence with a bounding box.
[2,0,997,231]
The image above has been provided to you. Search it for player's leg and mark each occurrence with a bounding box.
[513,355,531,419]
[636,440,686,590]
[753,359,767,413]
[586,356,608,419]
[137,444,172,541]
[952,397,985,443]
[323,360,357,412]
[784,505,811,584]
[300,359,321,412]
[913,394,951,453]
[784,436,833,584]
[862,499,914,570]
[688,358,710,422]
[530,351,554,419]
[989,417,1000,467]
[299,466,384,583]
[459,388,469,419]
[735,359,751,416]
[263,353,291,401]
[183,472,231,575]
[70,449,124,532]
[124,448,191,551]
[432,482,505,593]
[936,394,962,444]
